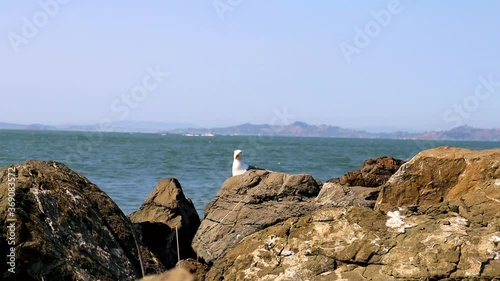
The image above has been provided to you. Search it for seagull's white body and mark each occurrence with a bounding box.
[232,159,249,176]
[232,149,249,176]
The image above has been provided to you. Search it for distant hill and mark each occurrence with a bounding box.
[171,121,381,138]
[0,122,28,130]
[414,126,500,141]
[0,122,53,130]
[2,121,499,141]
[0,121,194,133]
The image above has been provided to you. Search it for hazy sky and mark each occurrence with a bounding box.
[1,1,499,132]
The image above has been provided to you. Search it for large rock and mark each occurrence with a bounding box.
[315,182,379,209]
[206,147,500,280]
[140,267,194,281]
[140,259,208,281]
[329,156,405,187]
[192,170,321,264]
[317,156,405,210]
[207,203,500,280]
[176,259,209,281]
[0,161,162,281]
[129,178,201,269]
[376,147,500,211]
[316,156,404,210]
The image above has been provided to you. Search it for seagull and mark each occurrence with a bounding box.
[232,149,264,176]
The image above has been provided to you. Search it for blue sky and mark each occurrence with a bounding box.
[1,1,499,132]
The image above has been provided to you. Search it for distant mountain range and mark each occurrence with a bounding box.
[0,121,194,133]
[172,122,500,141]
[1,121,500,141]
[415,126,500,141]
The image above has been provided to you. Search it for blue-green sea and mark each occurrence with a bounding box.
[1,130,499,216]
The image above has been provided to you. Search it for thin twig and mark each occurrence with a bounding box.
[176,227,180,263]
[130,223,145,277]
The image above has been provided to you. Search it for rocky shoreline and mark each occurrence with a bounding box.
[1,146,499,280]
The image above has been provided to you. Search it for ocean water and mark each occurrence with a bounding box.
[1,130,499,216]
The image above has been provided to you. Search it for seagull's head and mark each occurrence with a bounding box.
[234,149,243,160]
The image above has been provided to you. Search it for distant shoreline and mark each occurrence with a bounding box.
[2,127,500,142]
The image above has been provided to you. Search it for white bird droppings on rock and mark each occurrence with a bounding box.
[386,211,406,233]
[489,235,500,242]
